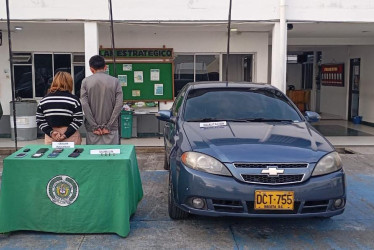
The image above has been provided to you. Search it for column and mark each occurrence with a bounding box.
[271,0,287,93]
[84,22,99,77]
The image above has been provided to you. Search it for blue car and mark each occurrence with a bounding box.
[156,82,346,219]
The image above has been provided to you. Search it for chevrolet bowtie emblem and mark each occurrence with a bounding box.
[261,167,284,176]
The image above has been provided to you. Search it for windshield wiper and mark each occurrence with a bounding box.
[187,118,225,122]
[244,118,294,122]
[187,118,250,122]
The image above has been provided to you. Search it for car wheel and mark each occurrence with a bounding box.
[168,172,189,220]
[164,152,170,170]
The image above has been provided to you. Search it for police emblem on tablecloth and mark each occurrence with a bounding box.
[47,175,79,207]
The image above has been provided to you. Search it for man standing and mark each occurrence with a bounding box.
[81,55,123,145]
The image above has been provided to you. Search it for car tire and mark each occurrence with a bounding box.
[168,172,189,220]
[164,152,170,170]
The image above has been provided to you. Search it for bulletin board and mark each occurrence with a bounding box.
[107,62,174,101]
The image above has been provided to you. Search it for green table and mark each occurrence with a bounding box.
[0,145,143,237]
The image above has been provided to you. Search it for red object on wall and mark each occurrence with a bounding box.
[321,64,344,87]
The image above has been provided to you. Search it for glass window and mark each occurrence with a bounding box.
[14,65,32,98]
[34,54,53,97]
[184,88,302,122]
[54,54,71,74]
[195,55,219,81]
[73,65,85,97]
[174,55,194,97]
[172,85,187,116]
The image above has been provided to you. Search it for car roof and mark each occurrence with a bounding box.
[186,81,277,90]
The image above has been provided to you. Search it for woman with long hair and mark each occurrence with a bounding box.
[36,71,83,144]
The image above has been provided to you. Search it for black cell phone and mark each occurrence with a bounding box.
[15,153,27,158]
[23,148,30,152]
[68,153,80,158]
[74,148,84,153]
[36,148,49,154]
[32,148,49,158]
[68,148,83,158]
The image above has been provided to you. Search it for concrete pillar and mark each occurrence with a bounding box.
[271,23,281,90]
[271,0,287,93]
[84,22,99,77]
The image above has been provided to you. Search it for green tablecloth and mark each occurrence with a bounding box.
[0,144,143,237]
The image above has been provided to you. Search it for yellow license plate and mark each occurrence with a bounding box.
[254,190,294,210]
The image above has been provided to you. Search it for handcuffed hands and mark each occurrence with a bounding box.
[93,126,110,136]
[51,131,67,142]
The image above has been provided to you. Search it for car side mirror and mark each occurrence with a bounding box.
[304,111,320,123]
[156,110,175,123]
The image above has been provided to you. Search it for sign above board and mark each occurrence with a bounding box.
[100,48,173,59]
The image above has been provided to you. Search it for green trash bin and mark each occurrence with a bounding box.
[121,110,133,138]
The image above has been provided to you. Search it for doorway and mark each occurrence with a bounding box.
[222,54,253,82]
[348,58,361,120]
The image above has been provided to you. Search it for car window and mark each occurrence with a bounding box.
[172,86,187,116]
[183,88,302,122]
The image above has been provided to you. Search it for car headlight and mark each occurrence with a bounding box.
[312,152,342,176]
[181,152,232,176]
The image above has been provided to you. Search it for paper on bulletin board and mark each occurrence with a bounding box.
[134,71,143,83]
[118,75,127,87]
[150,69,160,81]
[154,84,163,95]
[123,64,132,71]
[132,90,141,97]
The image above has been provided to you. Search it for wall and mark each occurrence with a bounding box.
[98,26,269,83]
[0,23,84,116]
[287,64,302,89]
[288,46,350,119]
[2,0,374,22]
[287,0,374,22]
[0,0,278,21]
[349,46,374,123]
[319,47,350,119]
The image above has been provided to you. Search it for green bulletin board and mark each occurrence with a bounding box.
[107,62,174,101]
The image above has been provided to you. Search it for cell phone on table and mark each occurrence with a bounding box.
[32,148,49,158]
[68,148,84,158]
[47,148,64,158]
[15,153,27,158]
[52,148,64,153]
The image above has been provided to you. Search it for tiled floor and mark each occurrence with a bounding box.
[312,118,374,146]
[0,118,373,149]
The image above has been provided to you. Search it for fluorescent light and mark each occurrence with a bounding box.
[230,28,238,32]
[15,26,23,31]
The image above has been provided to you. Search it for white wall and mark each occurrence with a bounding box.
[287,64,302,89]
[287,0,374,22]
[98,26,269,82]
[349,46,374,123]
[319,47,349,119]
[0,23,84,115]
[288,46,350,119]
[2,0,374,22]
[0,0,278,21]
[0,34,11,119]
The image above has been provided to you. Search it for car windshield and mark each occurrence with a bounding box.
[183,87,302,122]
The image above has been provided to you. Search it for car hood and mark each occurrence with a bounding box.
[182,121,333,163]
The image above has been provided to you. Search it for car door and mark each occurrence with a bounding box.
[164,86,187,159]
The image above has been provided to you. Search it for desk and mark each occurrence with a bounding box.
[0,145,143,237]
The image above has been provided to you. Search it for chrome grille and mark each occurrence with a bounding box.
[241,174,304,184]
[234,163,308,168]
